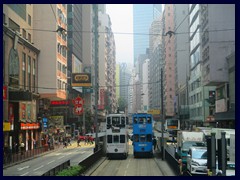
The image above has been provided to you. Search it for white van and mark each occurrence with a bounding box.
[187,147,208,175]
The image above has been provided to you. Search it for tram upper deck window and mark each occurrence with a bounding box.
[134,117,137,124]
[139,117,146,124]
[147,117,151,123]
[121,117,125,125]
[112,117,120,126]
[107,117,111,125]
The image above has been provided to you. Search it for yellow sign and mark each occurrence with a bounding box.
[3,122,11,131]
[147,109,160,115]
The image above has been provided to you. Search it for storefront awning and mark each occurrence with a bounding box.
[215,111,235,121]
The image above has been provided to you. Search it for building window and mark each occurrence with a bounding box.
[28,56,31,90]
[28,33,31,42]
[22,29,26,39]
[28,14,31,26]
[33,58,36,92]
[58,61,61,71]
[22,53,26,89]
[9,18,20,32]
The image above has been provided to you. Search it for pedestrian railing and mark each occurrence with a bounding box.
[3,144,62,167]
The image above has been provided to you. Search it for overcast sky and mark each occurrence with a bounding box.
[106,4,133,65]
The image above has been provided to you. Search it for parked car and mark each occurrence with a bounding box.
[187,146,208,175]
[216,161,235,176]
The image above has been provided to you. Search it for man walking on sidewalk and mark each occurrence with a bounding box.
[20,142,25,155]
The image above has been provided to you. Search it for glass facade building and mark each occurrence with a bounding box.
[133,4,162,65]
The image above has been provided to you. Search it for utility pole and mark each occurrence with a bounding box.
[93,4,99,152]
[161,68,165,160]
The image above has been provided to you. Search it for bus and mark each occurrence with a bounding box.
[106,113,129,159]
[132,113,153,158]
[164,119,180,142]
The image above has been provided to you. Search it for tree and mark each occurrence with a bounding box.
[118,97,127,112]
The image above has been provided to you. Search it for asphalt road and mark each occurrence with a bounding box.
[3,142,94,176]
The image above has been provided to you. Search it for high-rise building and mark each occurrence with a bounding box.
[163,4,176,117]
[99,9,117,114]
[173,4,190,126]
[3,4,40,152]
[149,16,164,114]
[133,4,162,65]
[200,4,235,128]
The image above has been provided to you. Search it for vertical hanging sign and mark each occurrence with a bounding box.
[72,95,84,115]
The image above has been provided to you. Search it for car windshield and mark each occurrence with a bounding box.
[182,141,205,151]
[227,163,235,170]
[192,149,207,159]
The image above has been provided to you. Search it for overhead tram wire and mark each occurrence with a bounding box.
[5,79,161,91]
[5,26,235,37]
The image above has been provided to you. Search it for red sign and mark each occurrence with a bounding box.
[3,86,7,100]
[73,95,84,115]
[9,103,14,125]
[74,105,83,115]
[51,100,70,106]
[20,123,40,130]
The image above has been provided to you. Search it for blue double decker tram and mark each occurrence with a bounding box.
[132,113,153,158]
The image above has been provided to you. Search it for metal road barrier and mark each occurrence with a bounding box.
[165,149,181,175]
[78,147,104,174]
[42,160,70,176]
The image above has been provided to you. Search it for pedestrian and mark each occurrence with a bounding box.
[77,138,81,147]
[33,138,37,149]
[153,137,157,151]
[20,142,25,155]
[63,140,68,148]
[14,142,19,154]
[178,159,183,176]
[67,138,71,146]
[47,138,51,150]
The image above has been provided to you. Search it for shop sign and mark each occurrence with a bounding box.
[3,122,11,131]
[3,86,7,100]
[20,123,40,130]
[72,73,91,87]
[50,100,70,106]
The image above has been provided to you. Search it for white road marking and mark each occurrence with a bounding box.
[124,170,127,176]
[17,166,29,171]
[20,172,29,176]
[58,156,65,159]
[67,152,72,155]
[47,160,55,164]
[33,165,44,171]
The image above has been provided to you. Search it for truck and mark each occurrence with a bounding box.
[175,131,205,165]
[211,128,235,160]
[229,134,235,162]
